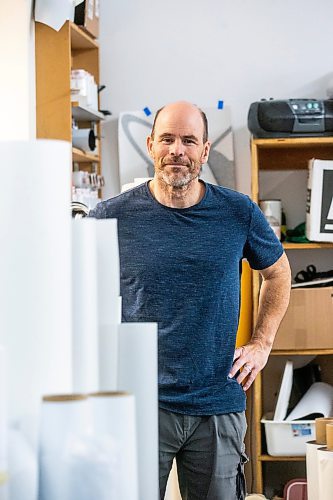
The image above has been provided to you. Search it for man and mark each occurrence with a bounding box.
[90,101,291,499]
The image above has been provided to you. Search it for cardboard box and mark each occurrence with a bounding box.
[273,286,333,350]
[306,159,333,242]
[74,0,99,39]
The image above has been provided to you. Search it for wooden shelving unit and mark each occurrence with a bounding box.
[70,22,99,50]
[72,147,100,163]
[35,20,103,196]
[283,242,333,250]
[259,455,306,462]
[72,103,105,122]
[250,136,333,495]
[272,348,333,356]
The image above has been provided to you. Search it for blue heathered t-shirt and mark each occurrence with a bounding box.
[89,181,283,415]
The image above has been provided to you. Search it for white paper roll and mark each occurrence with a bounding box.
[117,296,122,324]
[286,382,333,421]
[306,441,322,500]
[34,0,75,31]
[8,427,38,500]
[98,324,118,391]
[72,128,96,153]
[95,220,121,391]
[273,360,293,421]
[0,347,8,500]
[118,323,158,500]
[95,219,120,323]
[317,448,333,500]
[72,219,99,393]
[89,392,139,500]
[38,395,92,500]
[0,140,72,447]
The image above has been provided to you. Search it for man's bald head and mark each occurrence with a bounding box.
[151,101,208,144]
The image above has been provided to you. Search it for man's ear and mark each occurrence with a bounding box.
[147,135,154,159]
[201,141,211,164]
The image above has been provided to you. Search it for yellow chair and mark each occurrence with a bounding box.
[236,260,252,347]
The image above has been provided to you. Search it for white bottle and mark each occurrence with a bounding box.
[265,205,281,240]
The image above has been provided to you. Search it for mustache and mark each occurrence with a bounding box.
[161,157,190,167]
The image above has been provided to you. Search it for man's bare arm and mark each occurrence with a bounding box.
[228,252,291,390]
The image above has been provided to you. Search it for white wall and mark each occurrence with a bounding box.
[99,0,333,198]
[0,0,36,140]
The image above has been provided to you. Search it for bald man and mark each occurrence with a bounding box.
[90,102,291,499]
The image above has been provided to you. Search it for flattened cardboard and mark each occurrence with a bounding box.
[273,287,333,350]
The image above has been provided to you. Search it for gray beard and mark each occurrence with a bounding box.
[159,167,199,188]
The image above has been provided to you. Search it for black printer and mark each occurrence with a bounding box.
[248,99,333,138]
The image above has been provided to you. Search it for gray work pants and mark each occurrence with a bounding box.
[159,409,248,500]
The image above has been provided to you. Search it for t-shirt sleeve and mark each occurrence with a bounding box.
[243,201,284,270]
[88,201,107,219]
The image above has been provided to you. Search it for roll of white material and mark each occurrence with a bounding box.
[117,296,122,323]
[95,220,121,391]
[89,392,139,500]
[72,128,96,153]
[98,324,118,391]
[38,395,91,500]
[34,0,77,31]
[95,219,120,323]
[306,441,322,500]
[317,448,333,500]
[8,428,37,500]
[72,219,99,393]
[0,347,8,500]
[118,323,158,500]
[286,382,333,421]
[0,140,72,447]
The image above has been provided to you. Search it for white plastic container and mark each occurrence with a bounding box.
[261,414,315,456]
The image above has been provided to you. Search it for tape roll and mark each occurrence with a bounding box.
[315,417,333,445]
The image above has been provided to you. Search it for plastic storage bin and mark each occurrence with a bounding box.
[261,414,315,456]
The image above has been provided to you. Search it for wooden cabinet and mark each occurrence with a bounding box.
[250,137,333,495]
[35,20,103,195]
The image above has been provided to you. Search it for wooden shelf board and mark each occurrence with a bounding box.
[70,22,99,50]
[252,137,333,148]
[283,242,333,249]
[271,349,333,356]
[252,137,333,170]
[259,454,305,462]
[72,103,105,121]
[72,147,100,163]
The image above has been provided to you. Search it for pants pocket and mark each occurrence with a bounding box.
[236,452,249,500]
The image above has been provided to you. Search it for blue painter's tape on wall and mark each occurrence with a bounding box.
[143,107,152,116]
[217,100,224,110]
